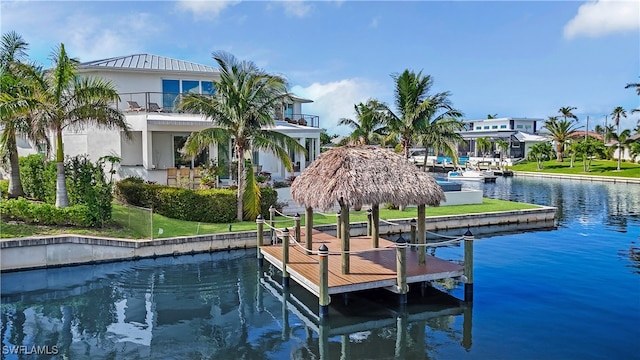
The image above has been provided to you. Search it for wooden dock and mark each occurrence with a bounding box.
[260,228,464,298]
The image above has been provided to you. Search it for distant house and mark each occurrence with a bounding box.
[20,54,322,184]
[458,117,547,158]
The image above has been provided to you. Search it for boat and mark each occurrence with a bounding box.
[447,166,497,183]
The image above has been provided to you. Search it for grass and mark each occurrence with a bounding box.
[510,159,640,178]
[1,198,541,240]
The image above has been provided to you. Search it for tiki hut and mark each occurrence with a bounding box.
[291,145,445,273]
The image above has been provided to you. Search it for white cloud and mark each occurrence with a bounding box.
[176,0,241,19]
[291,78,387,135]
[370,16,380,28]
[564,0,640,39]
[281,0,313,18]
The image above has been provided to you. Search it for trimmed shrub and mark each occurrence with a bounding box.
[19,154,56,203]
[0,180,8,199]
[64,155,113,226]
[259,187,278,219]
[0,198,93,227]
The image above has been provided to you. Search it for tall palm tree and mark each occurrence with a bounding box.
[625,82,640,95]
[487,114,498,119]
[33,44,130,207]
[544,116,579,162]
[383,69,463,159]
[610,106,627,170]
[495,139,509,159]
[338,99,387,145]
[558,106,578,122]
[415,117,464,169]
[178,51,305,221]
[0,31,49,198]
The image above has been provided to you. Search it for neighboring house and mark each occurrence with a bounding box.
[20,54,322,184]
[459,117,546,158]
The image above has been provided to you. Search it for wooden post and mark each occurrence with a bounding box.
[372,204,380,248]
[281,228,290,288]
[462,303,473,350]
[409,218,416,251]
[318,244,330,317]
[319,317,330,360]
[395,310,408,359]
[464,229,474,302]
[336,210,342,240]
[305,206,313,253]
[269,205,276,244]
[282,289,290,341]
[341,334,351,359]
[294,213,301,246]
[396,233,408,305]
[340,202,350,275]
[256,214,264,267]
[418,204,426,265]
[366,208,372,236]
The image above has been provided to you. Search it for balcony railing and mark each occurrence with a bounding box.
[115,92,320,127]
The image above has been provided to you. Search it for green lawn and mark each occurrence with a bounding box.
[510,159,640,178]
[1,199,541,240]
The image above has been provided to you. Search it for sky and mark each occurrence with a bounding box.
[2,0,639,135]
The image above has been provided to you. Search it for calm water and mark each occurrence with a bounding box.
[2,176,640,359]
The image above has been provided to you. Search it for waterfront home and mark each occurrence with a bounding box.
[459,117,547,159]
[17,54,322,185]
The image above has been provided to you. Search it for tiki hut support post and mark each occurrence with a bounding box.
[463,229,475,302]
[318,244,330,317]
[305,206,313,253]
[396,233,408,305]
[256,215,264,267]
[409,218,417,251]
[372,204,380,248]
[294,213,301,246]
[418,204,426,265]
[339,199,350,274]
[366,209,372,236]
[281,228,290,288]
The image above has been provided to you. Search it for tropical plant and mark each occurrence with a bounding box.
[0,31,48,198]
[495,139,509,159]
[629,141,640,163]
[382,69,463,160]
[476,137,492,161]
[487,114,498,119]
[177,51,305,221]
[338,99,387,145]
[566,141,579,168]
[527,142,554,170]
[625,82,640,95]
[24,43,130,207]
[543,116,580,162]
[573,139,607,172]
[610,106,627,170]
[415,117,464,168]
[558,106,578,122]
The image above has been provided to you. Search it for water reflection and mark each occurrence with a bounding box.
[1,252,471,359]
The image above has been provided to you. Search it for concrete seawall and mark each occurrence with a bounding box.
[1,206,556,272]
[514,171,640,184]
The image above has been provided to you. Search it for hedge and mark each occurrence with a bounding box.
[0,198,94,227]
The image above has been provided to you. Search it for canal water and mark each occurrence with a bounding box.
[1,176,639,359]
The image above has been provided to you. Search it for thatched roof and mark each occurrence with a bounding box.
[291,145,445,211]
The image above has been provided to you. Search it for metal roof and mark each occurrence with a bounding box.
[79,54,219,74]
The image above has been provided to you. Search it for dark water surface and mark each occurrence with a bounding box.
[2,176,639,359]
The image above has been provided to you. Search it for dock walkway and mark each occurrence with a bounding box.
[260,228,464,298]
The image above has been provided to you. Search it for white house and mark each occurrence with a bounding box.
[459,117,547,159]
[44,54,323,184]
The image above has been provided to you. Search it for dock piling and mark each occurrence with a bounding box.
[463,229,474,302]
[396,233,408,305]
[418,205,426,265]
[409,218,417,251]
[281,228,290,288]
[256,215,264,267]
[305,207,313,252]
[269,205,276,244]
[294,213,301,246]
[318,244,330,317]
[336,210,342,240]
[371,204,380,248]
[366,209,372,236]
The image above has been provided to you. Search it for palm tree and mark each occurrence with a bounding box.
[476,137,491,161]
[625,82,640,95]
[338,99,387,145]
[527,142,554,170]
[610,106,627,170]
[487,114,498,119]
[629,141,640,163]
[415,117,464,169]
[558,106,578,122]
[543,116,579,162]
[383,69,463,159]
[178,51,305,221]
[35,44,130,207]
[0,31,49,199]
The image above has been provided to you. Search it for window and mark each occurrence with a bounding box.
[183,80,199,94]
[202,81,215,95]
[483,126,490,130]
[284,103,293,119]
[491,125,498,129]
[500,125,507,129]
[475,126,482,130]
[163,79,216,110]
[174,135,208,168]
[162,79,180,111]
[516,124,524,129]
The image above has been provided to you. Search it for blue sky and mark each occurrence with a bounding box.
[2,0,639,135]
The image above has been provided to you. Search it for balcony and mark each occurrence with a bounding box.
[115,92,320,127]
